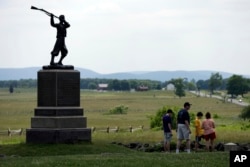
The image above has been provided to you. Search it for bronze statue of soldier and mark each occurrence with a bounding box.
[31,6,73,69]
[50,14,70,66]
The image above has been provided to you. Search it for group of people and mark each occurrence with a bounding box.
[162,102,216,153]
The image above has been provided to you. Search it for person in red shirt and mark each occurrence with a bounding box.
[202,112,216,151]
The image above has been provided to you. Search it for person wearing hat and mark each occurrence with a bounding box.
[176,102,192,153]
[162,109,173,153]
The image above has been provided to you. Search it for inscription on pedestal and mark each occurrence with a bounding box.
[57,72,80,106]
[38,72,56,106]
[37,70,80,107]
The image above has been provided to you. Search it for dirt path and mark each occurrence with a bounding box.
[189,91,249,107]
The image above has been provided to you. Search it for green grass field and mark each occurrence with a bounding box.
[0,88,249,166]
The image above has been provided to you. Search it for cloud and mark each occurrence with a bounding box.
[82,1,122,15]
[0,0,250,75]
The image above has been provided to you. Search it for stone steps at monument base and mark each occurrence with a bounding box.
[26,128,91,143]
[31,116,87,128]
[35,107,84,116]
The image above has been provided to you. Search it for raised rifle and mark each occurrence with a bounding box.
[31,6,59,19]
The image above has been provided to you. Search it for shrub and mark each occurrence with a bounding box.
[240,123,250,131]
[108,105,128,114]
[150,106,197,130]
[213,113,220,119]
[239,105,250,120]
[189,112,195,125]
[150,105,179,130]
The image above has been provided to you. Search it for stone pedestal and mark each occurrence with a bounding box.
[26,69,91,143]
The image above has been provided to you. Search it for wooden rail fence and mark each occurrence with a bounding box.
[0,126,144,136]
[91,125,144,133]
[0,128,24,136]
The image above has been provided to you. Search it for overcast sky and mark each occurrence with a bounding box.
[0,0,250,75]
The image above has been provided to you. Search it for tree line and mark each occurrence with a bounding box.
[167,73,250,98]
[0,78,162,91]
[1,73,250,98]
[80,78,162,91]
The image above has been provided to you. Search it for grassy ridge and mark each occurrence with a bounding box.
[0,151,229,167]
[0,88,249,166]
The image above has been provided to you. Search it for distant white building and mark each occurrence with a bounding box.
[97,83,108,91]
[166,83,175,91]
[137,85,149,91]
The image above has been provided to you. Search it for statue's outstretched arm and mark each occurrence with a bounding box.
[50,15,56,27]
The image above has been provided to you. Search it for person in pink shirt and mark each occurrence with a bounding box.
[201,112,216,151]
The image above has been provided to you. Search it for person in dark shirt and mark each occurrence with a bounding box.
[162,109,173,153]
[176,102,192,153]
[50,14,70,66]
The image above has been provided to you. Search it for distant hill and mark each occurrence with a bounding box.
[0,67,249,82]
[0,67,100,80]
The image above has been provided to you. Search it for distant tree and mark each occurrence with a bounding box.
[80,79,89,89]
[220,78,228,90]
[110,79,120,91]
[196,79,209,90]
[88,82,97,89]
[156,83,162,90]
[187,79,196,91]
[129,80,138,89]
[170,78,185,98]
[183,78,189,89]
[227,75,249,98]
[162,81,168,88]
[9,85,14,93]
[120,80,130,91]
[209,72,222,94]
[247,79,250,92]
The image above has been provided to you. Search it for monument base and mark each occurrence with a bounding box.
[26,128,91,144]
[26,69,92,144]
[31,116,87,128]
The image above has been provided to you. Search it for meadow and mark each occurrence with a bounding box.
[0,88,249,167]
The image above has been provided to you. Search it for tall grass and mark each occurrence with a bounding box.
[1,88,249,143]
[0,88,249,166]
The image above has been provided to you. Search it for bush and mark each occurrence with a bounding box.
[240,122,250,131]
[150,105,179,130]
[213,113,220,119]
[108,105,128,114]
[239,105,250,120]
[150,106,197,130]
[189,112,195,125]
